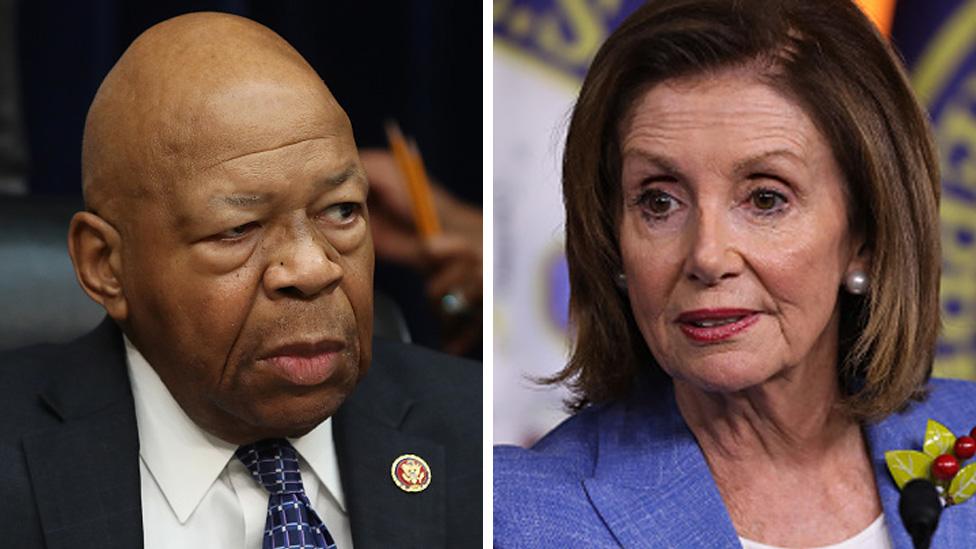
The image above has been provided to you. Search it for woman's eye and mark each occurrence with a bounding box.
[637,189,680,217]
[749,188,787,212]
[322,202,361,225]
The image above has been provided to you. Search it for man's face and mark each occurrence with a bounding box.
[120,79,374,443]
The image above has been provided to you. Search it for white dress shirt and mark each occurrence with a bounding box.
[124,337,354,548]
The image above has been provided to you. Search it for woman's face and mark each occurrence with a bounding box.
[618,69,867,393]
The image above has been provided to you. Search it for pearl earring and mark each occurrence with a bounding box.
[615,272,627,290]
[844,270,869,295]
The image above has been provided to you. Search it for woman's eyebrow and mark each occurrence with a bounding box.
[622,149,683,176]
[732,149,807,175]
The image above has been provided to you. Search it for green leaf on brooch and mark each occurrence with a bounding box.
[886,450,933,489]
[923,419,956,458]
[949,463,976,504]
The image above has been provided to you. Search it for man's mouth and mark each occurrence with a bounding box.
[257,339,347,386]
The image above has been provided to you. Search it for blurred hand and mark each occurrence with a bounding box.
[360,148,482,355]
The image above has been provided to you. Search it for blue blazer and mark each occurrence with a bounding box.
[494,378,976,548]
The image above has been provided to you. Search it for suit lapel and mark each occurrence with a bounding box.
[23,318,143,549]
[333,350,445,548]
[582,387,739,548]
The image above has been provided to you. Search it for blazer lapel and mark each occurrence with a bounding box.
[333,352,445,548]
[583,384,976,548]
[22,318,143,549]
[866,415,917,549]
[867,410,976,548]
[582,388,739,548]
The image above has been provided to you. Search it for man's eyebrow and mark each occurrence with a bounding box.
[210,165,367,208]
[216,194,269,207]
[323,164,367,188]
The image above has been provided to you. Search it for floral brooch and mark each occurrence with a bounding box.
[885,420,976,506]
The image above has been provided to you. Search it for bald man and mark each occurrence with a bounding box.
[0,13,480,549]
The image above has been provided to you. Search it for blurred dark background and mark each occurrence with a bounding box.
[0,0,482,353]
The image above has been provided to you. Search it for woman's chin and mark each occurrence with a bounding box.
[667,359,781,396]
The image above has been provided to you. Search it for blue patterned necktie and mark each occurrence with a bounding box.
[235,439,337,549]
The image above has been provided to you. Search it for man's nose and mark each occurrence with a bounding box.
[682,204,743,286]
[263,223,342,299]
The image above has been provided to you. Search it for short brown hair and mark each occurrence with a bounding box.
[554,0,941,420]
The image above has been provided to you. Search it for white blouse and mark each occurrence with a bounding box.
[739,514,892,549]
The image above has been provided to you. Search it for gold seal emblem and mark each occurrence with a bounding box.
[391,454,431,493]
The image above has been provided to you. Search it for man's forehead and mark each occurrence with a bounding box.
[82,12,350,220]
[125,13,305,80]
[154,78,349,170]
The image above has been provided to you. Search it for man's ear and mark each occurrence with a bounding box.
[68,211,128,321]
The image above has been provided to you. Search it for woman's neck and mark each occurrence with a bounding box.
[673,365,882,546]
[674,365,851,464]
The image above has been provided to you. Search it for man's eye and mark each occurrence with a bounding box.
[321,202,361,225]
[217,222,259,240]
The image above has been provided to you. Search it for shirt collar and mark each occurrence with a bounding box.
[124,336,347,522]
[291,418,347,512]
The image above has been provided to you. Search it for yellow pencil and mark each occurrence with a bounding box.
[385,122,441,237]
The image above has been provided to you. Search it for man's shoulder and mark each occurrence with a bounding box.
[343,338,481,439]
[369,337,481,406]
[371,337,480,374]
[0,318,129,435]
[0,342,69,543]
[336,339,482,544]
[0,340,79,429]
[0,340,67,387]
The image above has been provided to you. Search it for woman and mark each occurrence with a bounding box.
[494,0,976,547]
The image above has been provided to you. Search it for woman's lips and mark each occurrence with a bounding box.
[258,341,344,386]
[676,309,760,343]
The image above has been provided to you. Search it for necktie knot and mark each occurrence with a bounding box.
[235,439,306,495]
[235,439,337,548]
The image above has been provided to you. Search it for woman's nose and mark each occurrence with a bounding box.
[683,206,743,286]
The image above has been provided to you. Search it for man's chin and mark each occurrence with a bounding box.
[271,419,326,440]
[217,384,352,443]
[233,408,337,443]
[273,390,347,427]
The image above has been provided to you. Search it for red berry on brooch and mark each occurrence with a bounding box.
[933,454,960,481]
[971,426,976,439]
[955,436,976,460]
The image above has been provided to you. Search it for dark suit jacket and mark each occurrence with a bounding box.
[0,318,481,548]
[495,377,976,548]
